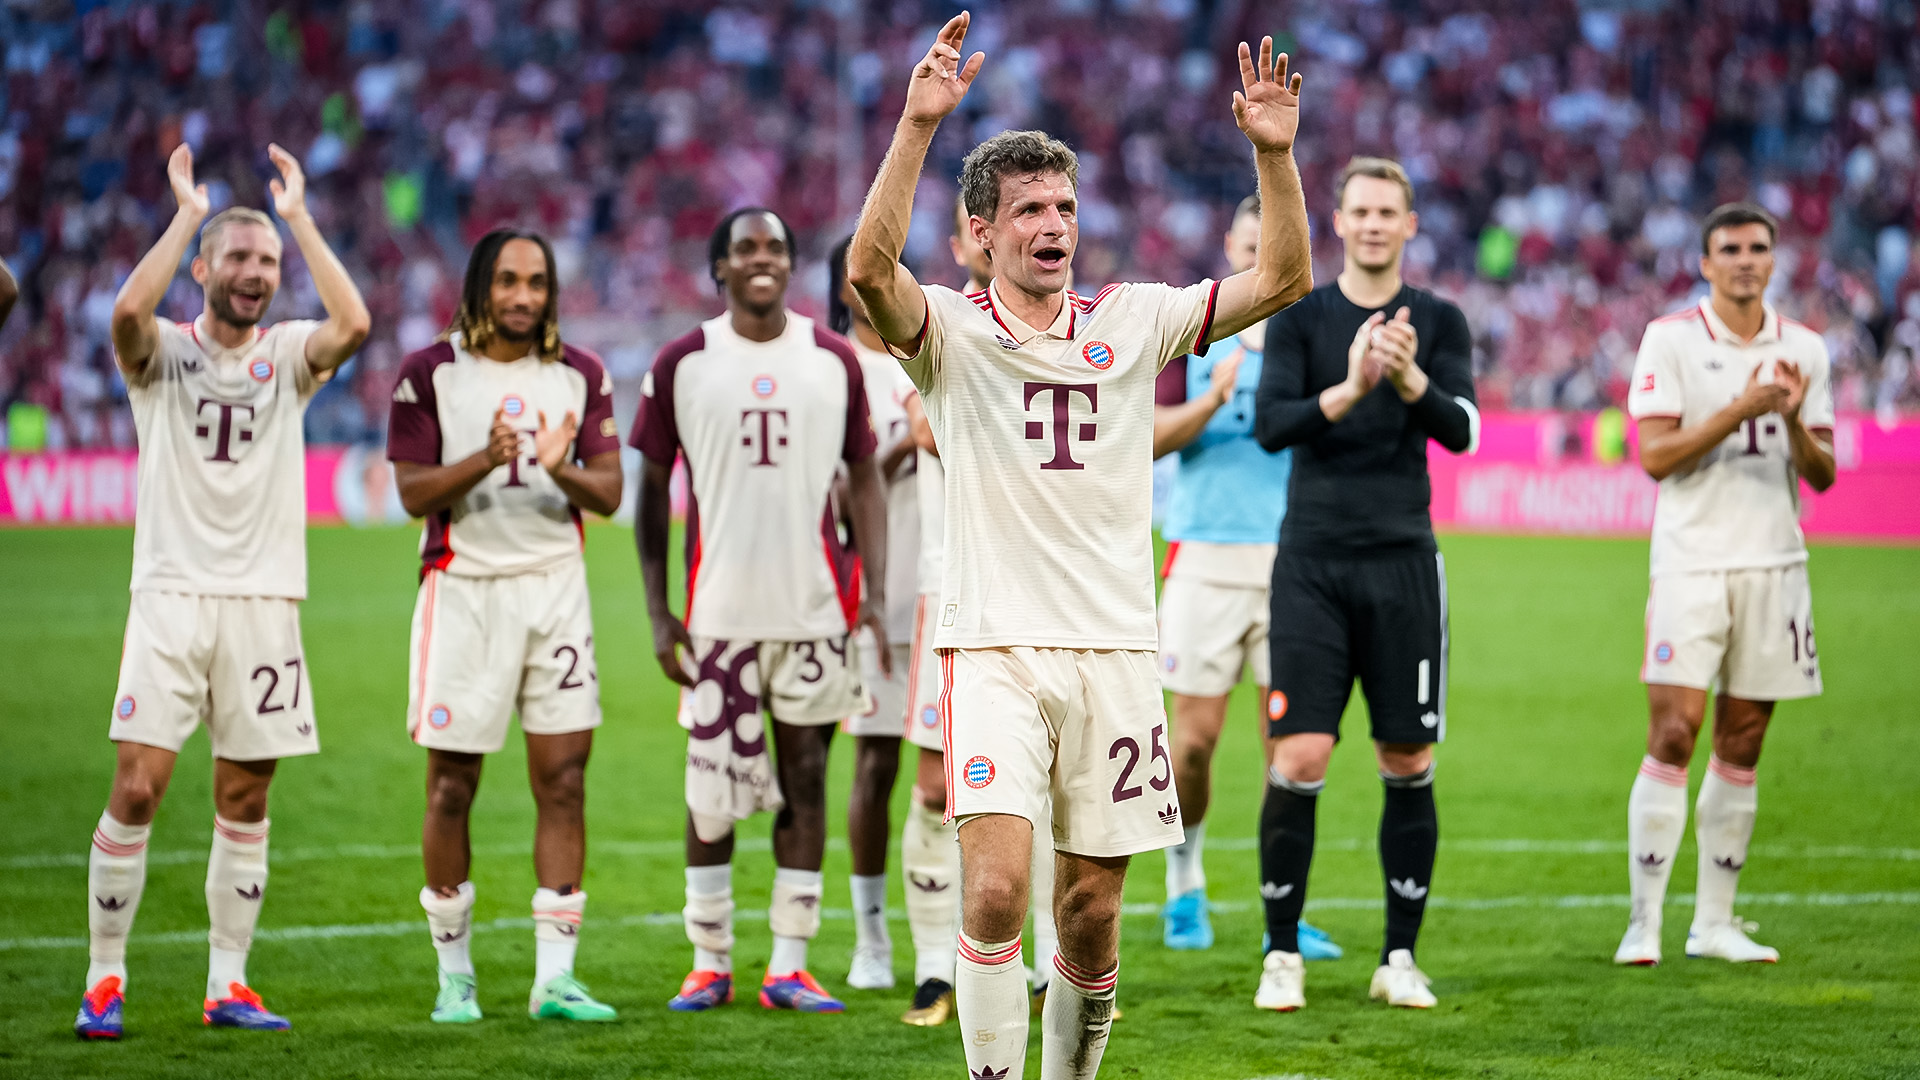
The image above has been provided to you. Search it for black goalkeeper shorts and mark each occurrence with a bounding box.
[1265,549,1449,745]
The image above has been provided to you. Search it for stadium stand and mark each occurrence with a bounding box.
[1,0,1917,452]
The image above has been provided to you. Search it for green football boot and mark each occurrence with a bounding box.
[431,971,482,1024]
[528,973,617,1022]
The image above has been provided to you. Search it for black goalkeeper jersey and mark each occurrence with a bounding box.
[1254,282,1478,556]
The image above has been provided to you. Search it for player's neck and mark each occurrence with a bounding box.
[1336,265,1403,311]
[1708,292,1767,342]
[729,305,788,343]
[475,336,534,364]
[993,277,1064,335]
[200,310,257,350]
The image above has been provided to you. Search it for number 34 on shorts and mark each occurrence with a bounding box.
[941,646,1183,859]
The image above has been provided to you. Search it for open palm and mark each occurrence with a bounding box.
[167,143,210,216]
[267,143,309,221]
[1232,37,1303,154]
[905,12,985,125]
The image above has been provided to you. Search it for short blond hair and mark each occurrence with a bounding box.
[200,207,279,260]
[1335,157,1414,211]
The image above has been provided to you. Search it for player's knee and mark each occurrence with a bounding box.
[855,738,900,791]
[965,871,1027,932]
[1056,875,1121,930]
[1271,737,1332,785]
[426,770,478,818]
[110,773,164,822]
[535,761,587,814]
[1646,714,1698,764]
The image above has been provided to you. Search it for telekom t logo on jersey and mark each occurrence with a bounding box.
[1023,381,1097,470]
[194,399,257,462]
[740,408,790,466]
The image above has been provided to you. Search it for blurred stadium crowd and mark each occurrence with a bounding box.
[3,0,1918,451]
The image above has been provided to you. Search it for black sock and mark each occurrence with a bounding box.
[1258,770,1321,955]
[1379,764,1438,963]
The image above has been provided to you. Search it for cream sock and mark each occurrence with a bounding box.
[901,798,960,985]
[86,812,150,992]
[420,882,476,976]
[1041,953,1118,1080]
[531,888,585,985]
[850,873,890,954]
[1164,820,1208,899]
[684,864,734,974]
[1627,756,1688,929]
[768,867,823,976]
[957,932,1029,1079]
[205,815,269,999]
[1692,756,1758,932]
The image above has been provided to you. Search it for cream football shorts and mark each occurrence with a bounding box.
[110,591,319,762]
[1642,564,1822,702]
[408,560,602,754]
[683,632,870,728]
[941,646,1183,859]
[1157,576,1271,697]
[844,626,912,738]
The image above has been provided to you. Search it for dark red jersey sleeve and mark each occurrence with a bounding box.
[386,343,455,464]
[631,328,703,465]
[815,326,877,463]
[561,344,621,460]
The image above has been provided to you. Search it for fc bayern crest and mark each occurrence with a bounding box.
[1082,340,1115,369]
[115,695,137,720]
[501,395,526,419]
[1267,691,1289,720]
[921,705,940,728]
[752,375,777,398]
[428,704,453,729]
[248,358,274,383]
[1654,642,1674,664]
[963,755,995,789]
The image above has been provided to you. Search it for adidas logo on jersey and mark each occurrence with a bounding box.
[392,378,419,404]
[1260,881,1293,900]
[1390,877,1429,901]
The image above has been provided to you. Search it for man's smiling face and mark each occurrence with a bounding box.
[976,171,1077,298]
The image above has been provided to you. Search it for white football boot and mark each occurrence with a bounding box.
[1254,950,1305,1012]
[845,944,896,990]
[1613,918,1662,966]
[1686,921,1778,963]
[1369,949,1436,1008]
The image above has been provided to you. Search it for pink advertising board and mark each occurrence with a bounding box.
[3,416,1917,539]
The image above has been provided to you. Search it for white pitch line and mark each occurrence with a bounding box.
[4,891,1916,953]
[7,836,1917,871]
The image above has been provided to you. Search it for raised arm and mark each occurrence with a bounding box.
[112,144,210,377]
[268,144,370,375]
[1208,39,1312,341]
[848,13,984,350]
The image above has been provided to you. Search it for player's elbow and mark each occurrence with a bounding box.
[337,310,373,352]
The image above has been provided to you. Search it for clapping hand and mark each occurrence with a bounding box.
[168,143,210,219]
[267,143,309,224]
[1370,308,1425,402]
[535,410,579,474]
[1772,360,1808,421]
[485,407,520,467]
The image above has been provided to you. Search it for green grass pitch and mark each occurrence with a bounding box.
[1,527,1916,1079]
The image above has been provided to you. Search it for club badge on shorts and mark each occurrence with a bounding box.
[114,695,137,720]
[920,705,940,729]
[1267,690,1288,720]
[428,704,453,729]
[1654,642,1674,664]
[962,755,995,789]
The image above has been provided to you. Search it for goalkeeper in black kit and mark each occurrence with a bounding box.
[1248,157,1478,1013]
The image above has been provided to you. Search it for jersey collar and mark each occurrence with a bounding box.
[1697,298,1780,346]
[189,314,264,359]
[985,279,1074,345]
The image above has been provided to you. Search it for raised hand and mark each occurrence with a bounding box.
[1733,363,1790,421]
[485,407,520,467]
[905,11,985,126]
[1232,37,1304,155]
[1773,359,1808,420]
[168,143,211,218]
[535,410,579,473]
[266,143,309,223]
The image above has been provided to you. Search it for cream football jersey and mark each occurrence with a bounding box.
[125,316,321,599]
[386,335,621,577]
[1628,299,1835,575]
[915,448,945,596]
[854,337,921,642]
[906,278,1220,650]
[632,313,878,642]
